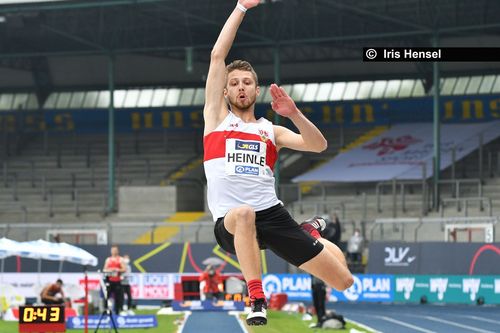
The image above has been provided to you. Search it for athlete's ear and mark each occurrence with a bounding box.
[223,87,228,97]
[256,85,260,96]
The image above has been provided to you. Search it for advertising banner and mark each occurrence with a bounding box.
[1,243,289,274]
[262,274,393,302]
[1,94,499,133]
[394,275,500,304]
[66,315,157,329]
[293,121,500,182]
[367,242,500,275]
[0,273,179,300]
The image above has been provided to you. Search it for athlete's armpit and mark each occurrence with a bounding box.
[274,125,310,152]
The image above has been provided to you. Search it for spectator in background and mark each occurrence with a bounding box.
[41,279,65,305]
[199,265,224,301]
[310,274,327,328]
[121,254,134,315]
[322,214,341,246]
[103,245,125,314]
[347,228,363,264]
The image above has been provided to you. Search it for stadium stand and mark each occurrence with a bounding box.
[0,130,201,223]
[285,135,500,242]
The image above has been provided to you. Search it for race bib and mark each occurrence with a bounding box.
[225,139,266,176]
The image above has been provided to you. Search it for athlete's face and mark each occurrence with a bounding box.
[224,69,260,111]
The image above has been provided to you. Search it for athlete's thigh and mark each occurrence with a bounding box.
[223,204,256,234]
[256,206,323,267]
[213,205,257,255]
[299,247,353,291]
[213,217,236,254]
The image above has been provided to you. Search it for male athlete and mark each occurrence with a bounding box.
[203,0,353,325]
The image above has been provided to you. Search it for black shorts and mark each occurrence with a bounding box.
[214,204,324,267]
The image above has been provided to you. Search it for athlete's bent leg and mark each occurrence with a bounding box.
[224,205,261,281]
[223,205,267,325]
[319,238,348,268]
[299,241,353,291]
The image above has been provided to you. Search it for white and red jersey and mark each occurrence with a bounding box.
[105,256,123,282]
[204,112,281,221]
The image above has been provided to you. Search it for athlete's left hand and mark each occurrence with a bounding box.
[270,84,298,117]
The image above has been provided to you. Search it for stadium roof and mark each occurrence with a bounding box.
[0,0,499,101]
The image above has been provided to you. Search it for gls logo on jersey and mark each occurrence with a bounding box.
[384,246,417,266]
[235,140,260,152]
[235,165,259,176]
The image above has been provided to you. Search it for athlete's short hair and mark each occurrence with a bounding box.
[226,60,259,86]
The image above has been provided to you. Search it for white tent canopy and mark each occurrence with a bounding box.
[0,238,98,266]
[21,239,98,267]
[0,238,25,259]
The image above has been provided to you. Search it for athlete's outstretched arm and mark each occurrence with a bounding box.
[270,84,328,153]
[203,0,260,135]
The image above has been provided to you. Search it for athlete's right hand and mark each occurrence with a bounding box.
[238,0,260,10]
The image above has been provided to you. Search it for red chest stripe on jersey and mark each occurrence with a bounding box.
[204,131,277,170]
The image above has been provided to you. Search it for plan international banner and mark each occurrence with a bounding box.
[293,121,500,182]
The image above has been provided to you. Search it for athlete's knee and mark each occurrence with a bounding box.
[334,273,354,291]
[232,205,256,229]
[233,205,255,220]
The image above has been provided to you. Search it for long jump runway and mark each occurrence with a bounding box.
[331,303,500,333]
[180,312,247,333]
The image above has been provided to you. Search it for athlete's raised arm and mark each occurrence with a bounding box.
[203,0,260,135]
[270,84,328,153]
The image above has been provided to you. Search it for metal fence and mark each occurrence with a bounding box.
[0,221,216,244]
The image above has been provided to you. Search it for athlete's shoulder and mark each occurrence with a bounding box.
[204,110,232,135]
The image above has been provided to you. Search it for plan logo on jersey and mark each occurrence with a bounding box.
[495,279,500,294]
[235,165,259,175]
[384,246,417,266]
[235,140,260,152]
[396,277,415,300]
[430,278,448,300]
[462,278,481,301]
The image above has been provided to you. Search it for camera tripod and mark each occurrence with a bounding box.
[94,274,119,333]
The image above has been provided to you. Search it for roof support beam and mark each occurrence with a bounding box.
[42,24,106,51]
[31,57,53,106]
[0,0,167,14]
[1,21,500,59]
[318,0,428,31]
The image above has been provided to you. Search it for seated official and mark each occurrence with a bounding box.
[41,279,65,305]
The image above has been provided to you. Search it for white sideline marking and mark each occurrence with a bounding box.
[177,311,191,333]
[379,316,437,333]
[424,316,495,333]
[229,311,249,333]
[464,315,500,325]
[346,318,383,333]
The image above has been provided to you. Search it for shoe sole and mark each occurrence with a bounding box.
[246,318,267,326]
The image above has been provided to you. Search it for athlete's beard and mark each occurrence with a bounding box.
[228,94,256,111]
